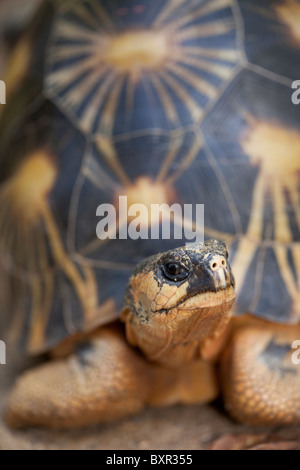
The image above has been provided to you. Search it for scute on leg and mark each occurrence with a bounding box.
[220,316,300,426]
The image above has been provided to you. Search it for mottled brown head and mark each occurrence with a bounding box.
[121,240,235,367]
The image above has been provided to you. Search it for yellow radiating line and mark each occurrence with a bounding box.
[154,0,188,26]
[126,75,136,115]
[56,20,100,42]
[231,238,258,297]
[79,209,128,256]
[158,70,203,121]
[59,66,107,106]
[231,172,265,295]
[27,277,44,353]
[205,226,234,244]
[7,279,26,346]
[237,107,257,126]
[31,227,42,275]
[47,56,99,90]
[271,178,292,243]
[31,230,44,275]
[27,226,39,276]
[245,172,265,239]
[1,195,50,353]
[80,72,116,133]
[48,42,101,62]
[82,265,99,327]
[21,224,34,275]
[271,178,299,309]
[177,19,235,42]
[175,0,233,30]
[14,219,25,271]
[88,0,116,31]
[293,244,300,289]
[167,133,202,185]
[165,62,216,98]
[182,46,238,62]
[65,66,107,110]
[41,203,97,323]
[95,136,131,187]
[150,74,179,126]
[83,165,115,192]
[274,245,298,299]
[157,133,183,182]
[287,175,300,231]
[99,76,124,135]
[73,2,105,30]
[36,220,48,272]
[82,158,120,192]
[177,54,233,80]
[41,270,54,341]
[248,244,266,312]
[205,149,243,236]
[60,278,77,335]
[52,21,99,50]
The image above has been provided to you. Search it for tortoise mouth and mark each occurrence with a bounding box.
[168,285,235,313]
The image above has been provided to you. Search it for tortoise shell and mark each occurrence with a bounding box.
[0,0,300,354]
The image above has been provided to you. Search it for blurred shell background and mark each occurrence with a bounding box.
[0,0,42,74]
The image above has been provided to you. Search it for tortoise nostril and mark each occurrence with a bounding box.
[210,260,219,271]
[210,256,227,271]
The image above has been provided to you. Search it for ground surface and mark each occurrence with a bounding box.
[0,0,300,450]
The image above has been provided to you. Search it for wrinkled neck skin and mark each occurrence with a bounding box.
[121,287,235,368]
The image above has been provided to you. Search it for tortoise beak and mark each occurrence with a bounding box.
[185,250,235,298]
[206,253,235,291]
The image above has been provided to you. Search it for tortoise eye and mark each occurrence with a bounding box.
[161,261,189,282]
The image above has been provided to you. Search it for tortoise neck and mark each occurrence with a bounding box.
[121,293,234,368]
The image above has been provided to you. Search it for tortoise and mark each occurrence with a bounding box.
[0,0,300,429]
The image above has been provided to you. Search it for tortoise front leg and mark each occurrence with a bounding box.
[5,325,220,429]
[5,327,152,429]
[220,316,300,426]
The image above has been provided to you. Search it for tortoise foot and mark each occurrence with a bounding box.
[220,317,300,426]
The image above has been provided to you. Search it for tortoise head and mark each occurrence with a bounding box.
[121,240,235,367]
